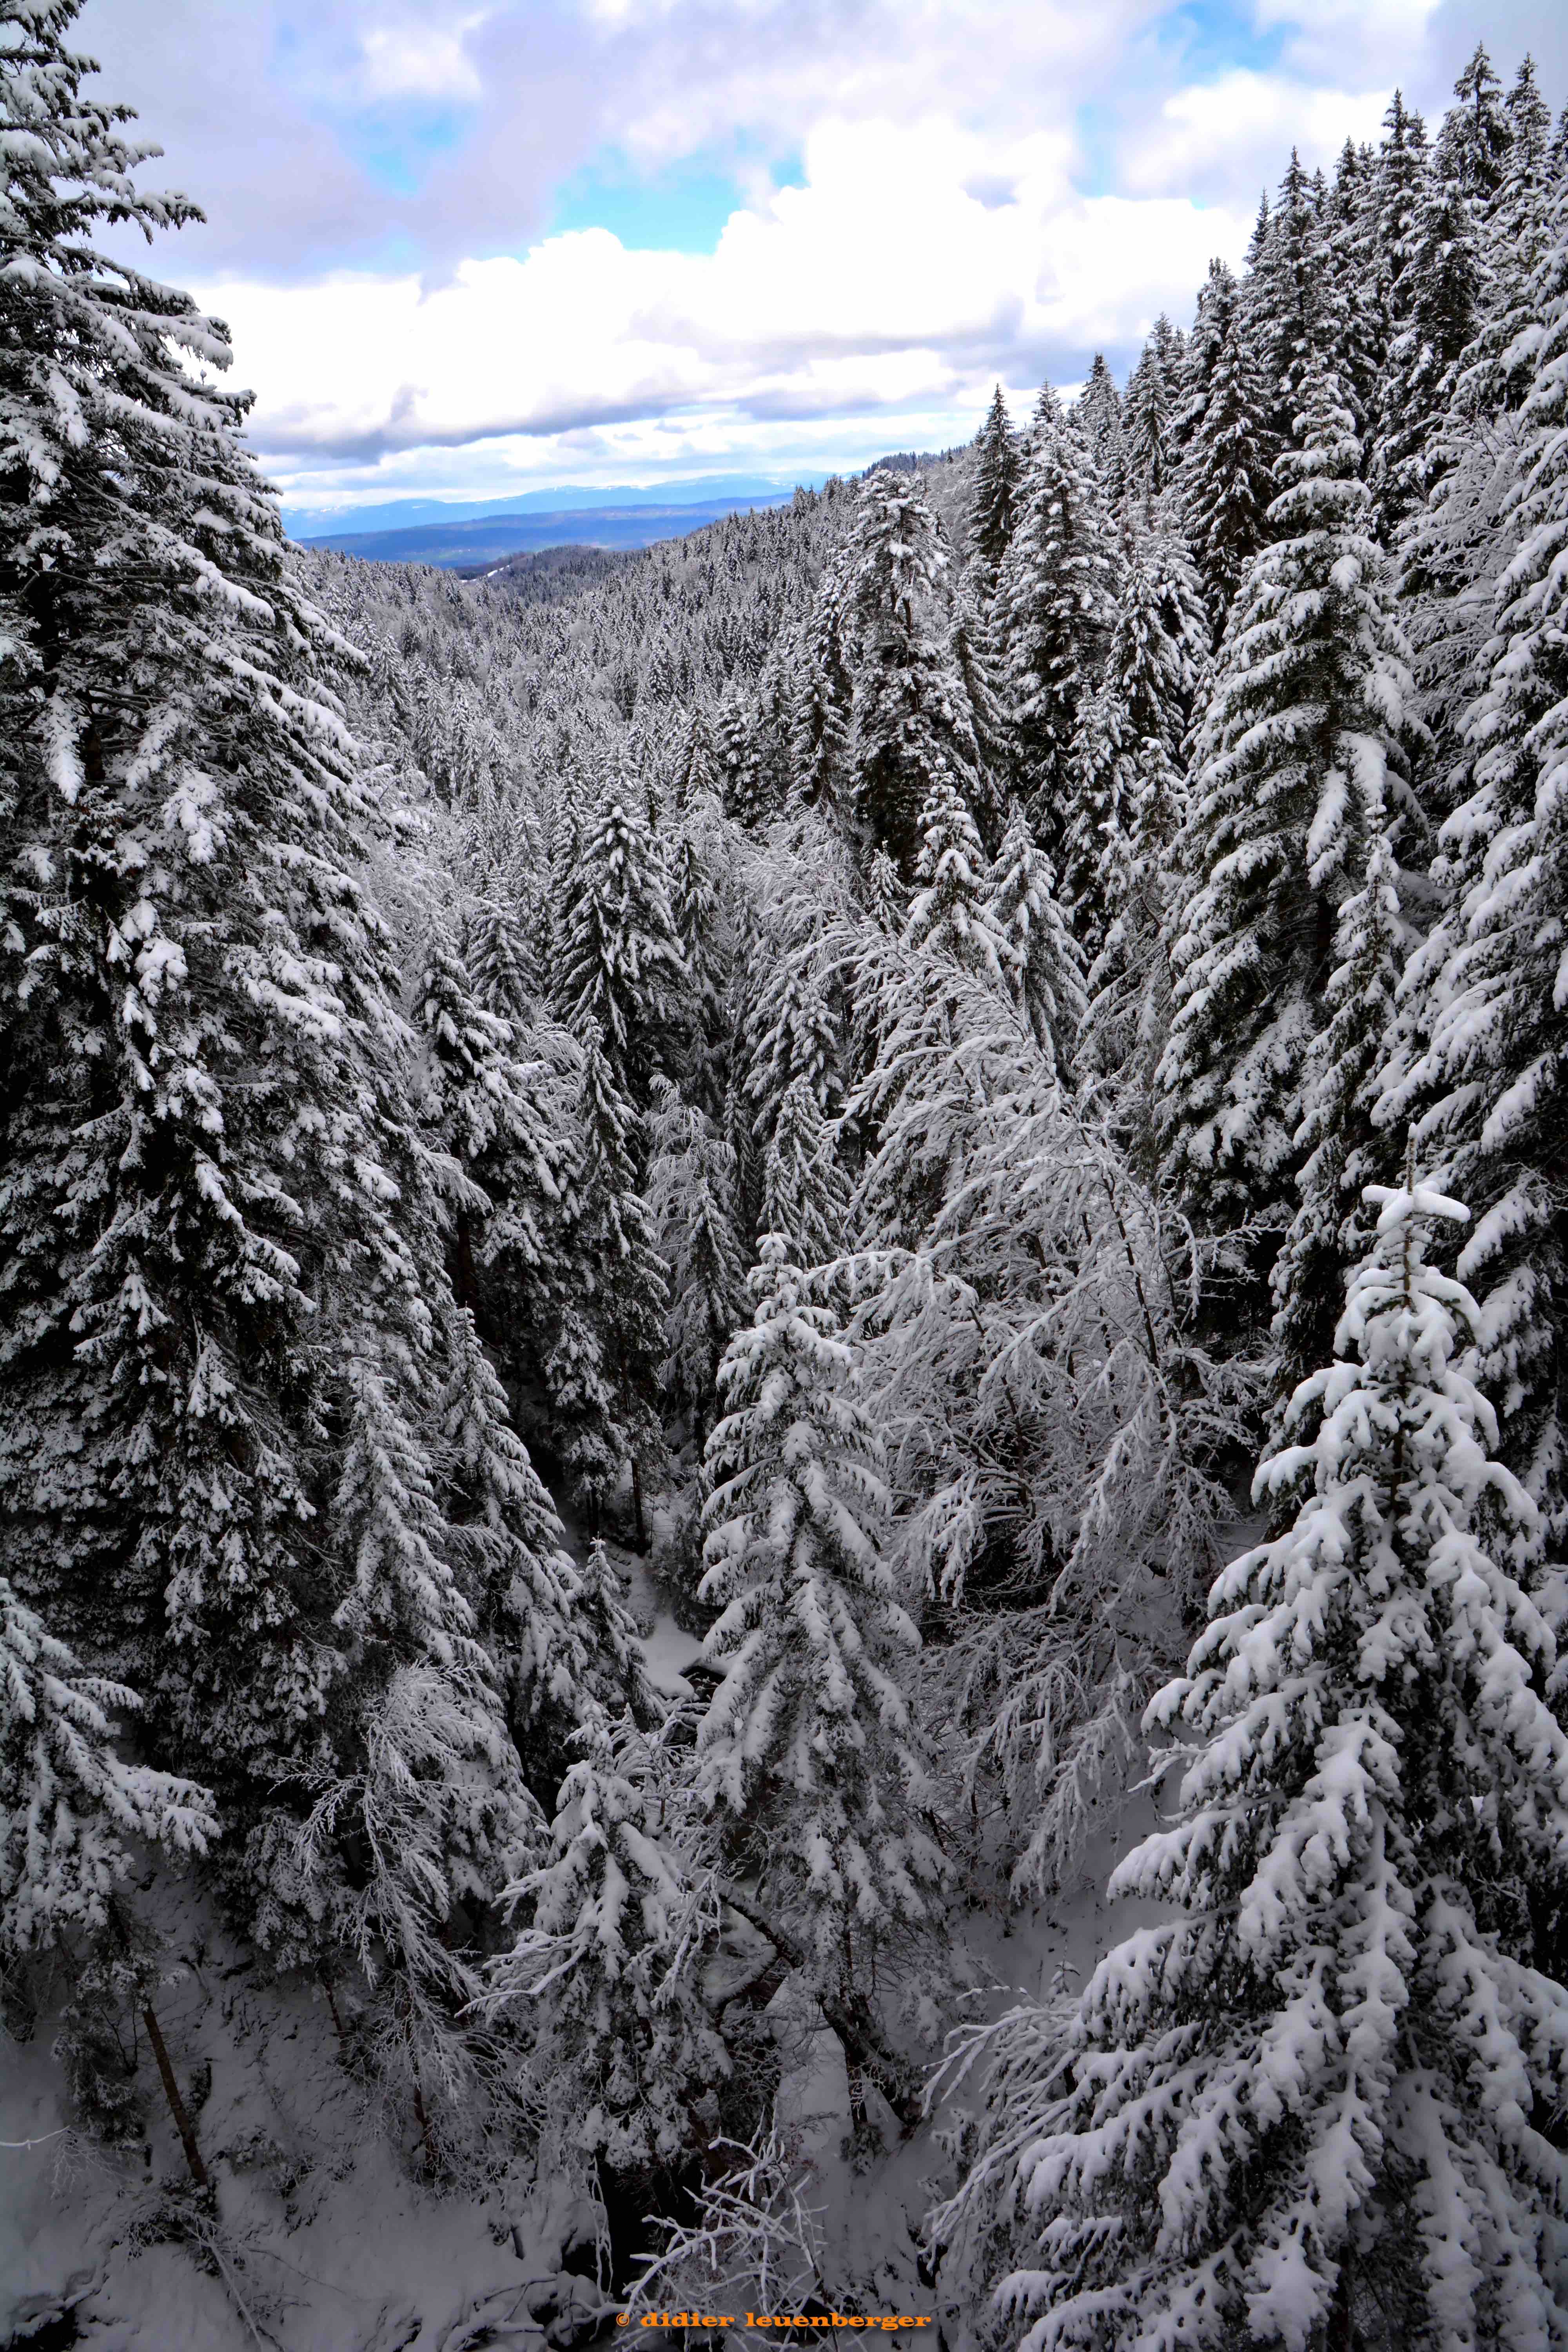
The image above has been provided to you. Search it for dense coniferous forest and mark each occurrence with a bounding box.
[5,5,1568,2345]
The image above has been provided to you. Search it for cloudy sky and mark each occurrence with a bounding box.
[77,0,1564,523]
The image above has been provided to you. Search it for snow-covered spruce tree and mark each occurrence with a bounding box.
[1249,148,1350,446]
[0,1,449,1847]
[1371,138,1486,535]
[465,893,539,1025]
[842,471,981,873]
[761,1074,853,1271]
[1377,188,1568,1531]
[1179,260,1276,642]
[573,1537,660,1730]
[789,546,854,819]
[1158,355,1418,1244]
[412,922,528,1318]
[903,775,1018,992]
[568,1038,670,1543]
[968,385,1023,586]
[698,1240,945,1994]
[647,1077,749,1448]
[741,951,843,1161]
[984,803,1085,1080]
[995,395,1117,858]
[849,1068,1254,1900]
[1120,322,1178,508]
[486,1715,736,2182]
[1271,825,1408,1409]
[949,559,1012,847]
[1,1577,216,1961]
[435,1307,597,1793]
[1073,353,1125,508]
[956,1181,1568,2352]
[555,782,689,1107]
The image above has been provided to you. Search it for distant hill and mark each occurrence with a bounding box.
[299,491,800,568]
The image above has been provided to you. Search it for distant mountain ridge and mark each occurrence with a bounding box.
[298,490,805,568]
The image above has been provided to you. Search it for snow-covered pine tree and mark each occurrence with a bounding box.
[1372,135,1486,534]
[984,803,1085,1079]
[0,0,456,1862]
[487,1715,734,2181]
[1,1577,216,1959]
[968,384,1023,585]
[1158,354,1417,1243]
[1120,323,1178,508]
[435,1306,597,1790]
[556,783,690,1107]
[465,894,539,1025]
[1271,825,1407,1406]
[647,1078,749,1446]
[698,1240,944,1984]
[761,1074,853,1270]
[1073,353,1125,507]
[1179,259,1276,641]
[842,471,980,872]
[995,395,1116,857]
[962,1180,1568,2352]
[1377,189,1568,1532]
[903,775,1017,991]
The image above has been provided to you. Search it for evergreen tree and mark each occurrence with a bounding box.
[571,1039,670,1543]
[647,1078,748,1445]
[1,1578,216,1958]
[984,802,1085,1078]
[789,551,854,818]
[1441,42,1514,207]
[1249,148,1347,442]
[995,399,1117,855]
[761,1074,853,1270]
[1181,263,1276,640]
[491,1720,733,2178]
[902,776,1016,991]
[1372,147,1486,532]
[963,1180,1568,2352]
[967,383,1022,583]
[556,786,689,1106]
[1272,826,1407,1403]
[1074,352,1125,506]
[435,1307,594,1784]
[1120,322,1177,506]
[698,1240,944,1981]
[464,896,538,1024]
[0,0,454,1863]
[948,559,1011,846]
[842,472,980,872]
[1159,357,1417,1238]
[1377,198,1568,1530]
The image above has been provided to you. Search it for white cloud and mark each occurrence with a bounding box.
[358,14,492,104]
[1124,69,1394,200]
[208,114,1249,509]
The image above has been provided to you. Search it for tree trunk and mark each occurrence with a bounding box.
[318,1965,349,2059]
[453,1210,482,1323]
[717,1885,924,2132]
[630,1454,649,1553]
[141,2003,209,2190]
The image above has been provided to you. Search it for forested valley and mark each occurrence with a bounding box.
[4,7,1568,2347]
